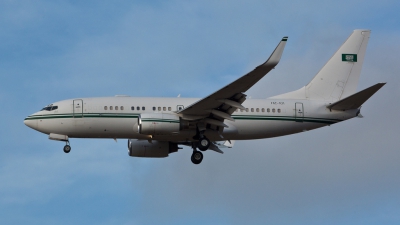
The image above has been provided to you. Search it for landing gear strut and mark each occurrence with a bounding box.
[194,125,210,151]
[63,141,71,153]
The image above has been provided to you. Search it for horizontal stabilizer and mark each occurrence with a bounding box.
[327,83,385,111]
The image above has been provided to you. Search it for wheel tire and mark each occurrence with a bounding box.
[63,145,71,153]
[191,151,203,164]
[197,137,210,151]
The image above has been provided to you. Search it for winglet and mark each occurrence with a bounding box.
[261,36,288,67]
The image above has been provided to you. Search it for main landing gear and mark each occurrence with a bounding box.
[197,136,210,151]
[190,136,211,164]
[63,141,71,153]
[191,151,203,164]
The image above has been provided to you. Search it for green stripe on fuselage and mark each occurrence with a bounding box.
[24,113,341,125]
[142,119,180,123]
[232,115,341,124]
[24,113,139,120]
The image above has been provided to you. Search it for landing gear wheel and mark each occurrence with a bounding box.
[63,145,71,153]
[191,151,203,164]
[197,137,210,151]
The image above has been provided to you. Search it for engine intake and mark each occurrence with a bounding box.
[138,113,180,135]
[128,139,179,158]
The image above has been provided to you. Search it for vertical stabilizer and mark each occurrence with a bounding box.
[305,30,370,101]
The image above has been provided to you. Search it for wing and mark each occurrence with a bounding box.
[178,37,288,128]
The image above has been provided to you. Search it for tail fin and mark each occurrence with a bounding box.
[306,29,371,101]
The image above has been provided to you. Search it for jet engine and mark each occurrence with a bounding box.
[128,139,179,158]
[138,113,181,135]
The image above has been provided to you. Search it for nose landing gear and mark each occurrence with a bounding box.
[48,134,71,154]
[63,141,71,153]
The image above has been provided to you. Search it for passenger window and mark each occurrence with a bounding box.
[256,108,259,112]
[104,106,108,110]
[272,108,275,113]
[267,108,270,113]
[110,106,113,110]
[153,107,156,111]
[251,108,254,112]
[115,106,118,110]
[142,107,145,110]
[163,107,166,111]
[137,106,140,110]
[158,107,161,111]
[131,106,134,110]
[168,107,171,111]
[262,108,265,112]
[277,109,281,113]
[121,106,124,110]
[240,109,244,112]
[246,108,249,112]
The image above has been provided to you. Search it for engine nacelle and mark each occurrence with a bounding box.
[138,113,180,135]
[128,139,178,158]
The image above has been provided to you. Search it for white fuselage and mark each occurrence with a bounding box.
[22,30,380,164]
[24,96,358,142]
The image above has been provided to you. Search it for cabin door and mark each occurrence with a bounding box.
[295,102,304,122]
[73,99,83,118]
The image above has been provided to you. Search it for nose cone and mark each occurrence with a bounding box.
[24,118,38,130]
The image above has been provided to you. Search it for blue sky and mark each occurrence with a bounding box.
[1,0,400,224]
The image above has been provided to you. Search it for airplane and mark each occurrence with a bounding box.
[24,29,385,164]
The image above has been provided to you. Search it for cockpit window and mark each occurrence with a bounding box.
[41,105,58,111]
